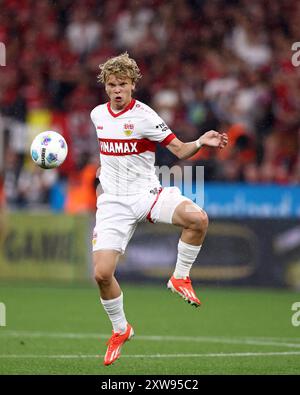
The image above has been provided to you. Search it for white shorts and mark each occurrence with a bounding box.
[92,186,191,254]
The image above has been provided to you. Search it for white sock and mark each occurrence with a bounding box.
[100,293,127,334]
[173,239,202,279]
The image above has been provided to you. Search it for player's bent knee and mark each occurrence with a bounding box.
[189,210,209,232]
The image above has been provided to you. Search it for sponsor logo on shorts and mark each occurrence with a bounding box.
[92,231,97,246]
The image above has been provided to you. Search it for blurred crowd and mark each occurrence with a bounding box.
[1,0,300,212]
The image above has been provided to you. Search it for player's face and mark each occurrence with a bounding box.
[105,75,135,111]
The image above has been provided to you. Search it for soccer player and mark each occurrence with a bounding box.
[90,53,228,366]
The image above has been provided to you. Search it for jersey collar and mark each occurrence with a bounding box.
[107,99,136,118]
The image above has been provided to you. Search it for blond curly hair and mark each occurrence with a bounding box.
[98,52,142,84]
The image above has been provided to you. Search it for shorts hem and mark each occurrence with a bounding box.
[92,246,124,254]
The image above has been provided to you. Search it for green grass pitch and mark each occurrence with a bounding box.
[0,282,300,375]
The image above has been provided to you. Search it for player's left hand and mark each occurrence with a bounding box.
[199,131,228,149]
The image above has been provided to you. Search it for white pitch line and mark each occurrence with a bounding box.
[1,331,300,349]
[136,336,300,349]
[1,351,300,359]
[248,336,300,342]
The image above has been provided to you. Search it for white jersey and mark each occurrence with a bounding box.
[90,99,176,195]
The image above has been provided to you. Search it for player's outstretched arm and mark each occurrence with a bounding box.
[166,131,228,160]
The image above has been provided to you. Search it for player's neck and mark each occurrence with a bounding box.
[110,105,125,113]
[110,99,132,113]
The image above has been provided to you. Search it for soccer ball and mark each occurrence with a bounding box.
[30,131,68,169]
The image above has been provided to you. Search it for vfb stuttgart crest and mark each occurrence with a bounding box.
[123,122,134,136]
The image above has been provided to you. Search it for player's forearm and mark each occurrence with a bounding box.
[172,130,227,159]
[176,139,202,160]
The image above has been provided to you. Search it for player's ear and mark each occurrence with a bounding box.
[132,83,136,92]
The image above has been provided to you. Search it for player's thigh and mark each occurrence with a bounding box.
[152,187,202,226]
[93,249,121,281]
[172,200,208,229]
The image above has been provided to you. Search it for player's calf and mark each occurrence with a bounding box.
[93,250,122,300]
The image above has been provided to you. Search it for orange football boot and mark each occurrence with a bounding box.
[167,276,201,307]
[103,323,134,366]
